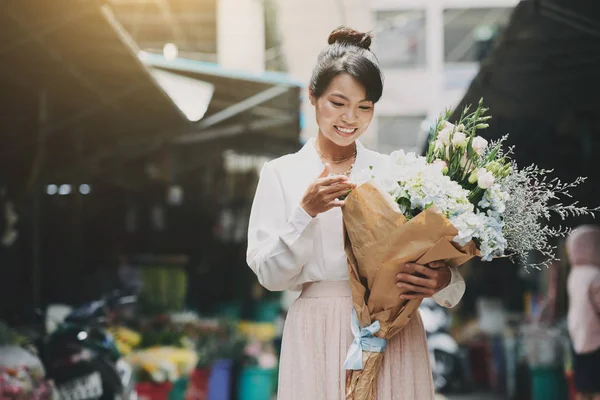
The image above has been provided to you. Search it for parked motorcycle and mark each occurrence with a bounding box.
[419,298,471,393]
[40,291,138,400]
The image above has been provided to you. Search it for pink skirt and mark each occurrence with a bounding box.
[277,280,435,400]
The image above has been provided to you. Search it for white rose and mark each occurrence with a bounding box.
[477,169,495,189]
[434,139,444,151]
[452,131,468,148]
[472,136,488,156]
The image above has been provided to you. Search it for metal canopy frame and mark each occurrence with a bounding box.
[176,115,297,145]
[140,54,302,150]
[195,84,291,130]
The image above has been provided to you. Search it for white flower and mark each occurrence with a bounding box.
[477,169,495,189]
[437,122,454,145]
[479,184,510,214]
[384,152,473,219]
[442,121,455,130]
[471,136,488,156]
[452,132,468,148]
[451,211,507,260]
[451,212,485,246]
[431,160,448,173]
[478,213,507,261]
[438,129,452,145]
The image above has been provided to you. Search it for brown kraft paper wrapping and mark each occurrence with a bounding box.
[342,181,478,400]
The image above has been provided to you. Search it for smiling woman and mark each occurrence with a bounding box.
[246,26,465,400]
[308,27,383,169]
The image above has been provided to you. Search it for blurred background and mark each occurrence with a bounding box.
[0,0,599,399]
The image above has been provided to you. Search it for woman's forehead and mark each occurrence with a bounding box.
[323,74,368,101]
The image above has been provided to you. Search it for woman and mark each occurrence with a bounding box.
[247,27,466,399]
[566,226,600,400]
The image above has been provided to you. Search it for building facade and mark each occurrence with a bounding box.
[277,0,518,153]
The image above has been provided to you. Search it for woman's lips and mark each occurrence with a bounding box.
[334,125,357,136]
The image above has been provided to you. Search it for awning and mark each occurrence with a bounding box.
[139,53,303,158]
[0,0,190,188]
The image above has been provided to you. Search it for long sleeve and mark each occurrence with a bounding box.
[432,266,465,308]
[247,162,317,291]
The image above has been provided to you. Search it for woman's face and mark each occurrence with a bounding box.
[310,73,375,147]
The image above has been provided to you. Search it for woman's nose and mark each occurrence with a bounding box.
[342,109,357,123]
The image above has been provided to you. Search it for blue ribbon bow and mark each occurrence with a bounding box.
[344,309,388,370]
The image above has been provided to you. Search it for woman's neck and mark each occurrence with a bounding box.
[314,131,356,161]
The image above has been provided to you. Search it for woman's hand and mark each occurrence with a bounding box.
[301,164,356,217]
[396,261,452,300]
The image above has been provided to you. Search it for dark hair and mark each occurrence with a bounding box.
[309,27,384,103]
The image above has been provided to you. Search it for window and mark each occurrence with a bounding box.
[375,11,427,68]
[377,115,426,154]
[444,8,512,63]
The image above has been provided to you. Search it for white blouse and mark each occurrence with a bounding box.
[247,138,466,308]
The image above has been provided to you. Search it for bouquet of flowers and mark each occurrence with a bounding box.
[343,99,598,399]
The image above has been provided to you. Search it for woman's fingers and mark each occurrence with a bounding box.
[396,273,437,289]
[403,263,439,280]
[396,281,436,296]
[428,260,447,269]
[321,182,355,195]
[324,198,345,210]
[323,188,354,202]
[318,175,350,187]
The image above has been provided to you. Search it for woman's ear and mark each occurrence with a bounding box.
[308,88,316,106]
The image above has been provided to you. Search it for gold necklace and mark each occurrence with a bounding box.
[337,164,354,177]
[314,151,355,177]
[313,142,357,164]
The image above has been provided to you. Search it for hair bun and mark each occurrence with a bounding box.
[328,26,372,50]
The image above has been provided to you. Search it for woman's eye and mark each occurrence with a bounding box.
[331,101,344,107]
[359,106,372,110]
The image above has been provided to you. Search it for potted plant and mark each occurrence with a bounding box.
[237,339,278,400]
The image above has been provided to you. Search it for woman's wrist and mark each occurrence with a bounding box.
[301,202,317,218]
[438,266,452,291]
